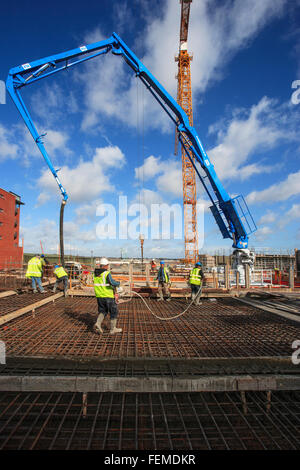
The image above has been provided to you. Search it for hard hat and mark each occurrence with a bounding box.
[196,262,202,266]
[100,257,109,265]
[41,254,45,258]
[160,260,165,264]
[54,265,59,269]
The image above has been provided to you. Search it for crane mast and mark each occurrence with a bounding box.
[175,0,198,264]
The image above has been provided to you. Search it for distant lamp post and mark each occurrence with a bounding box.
[139,234,145,271]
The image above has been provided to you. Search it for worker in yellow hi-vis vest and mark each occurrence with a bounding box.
[53,265,69,297]
[26,254,46,293]
[93,257,122,335]
[189,262,204,305]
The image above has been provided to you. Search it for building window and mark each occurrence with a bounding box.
[14,232,17,240]
[0,194,4,199]
[14,221,18,228]
[0,208,3,213]
[0,222,2,226]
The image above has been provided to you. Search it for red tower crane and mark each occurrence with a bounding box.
[175,0,198,264]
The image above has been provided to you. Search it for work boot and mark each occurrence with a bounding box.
[64,290,68,297]
[39,289,45,294]
[166,297,171,302]
[33,290,37,294]
[93,313,105,334]
[191,292,196,302]
[157,294,164,302]
[110,318,122,334]
[52,286,57,293]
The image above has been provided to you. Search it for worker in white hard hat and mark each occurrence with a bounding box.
[93,257,122,335]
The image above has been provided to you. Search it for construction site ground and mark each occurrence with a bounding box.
[0,287,299,450]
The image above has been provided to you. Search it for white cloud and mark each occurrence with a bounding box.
[134,155,182,198]
[37,145,125,203]
[156,163,182,197]
[20,219,58,253]
[0,121,72,168]
[247,170,300,204]
[64,221,97,242]
[133,188,163,207]
[74,199,102,225]
[278,204,300,229]
[135,155,163,181]
[197,197,211,213]
[258,210,277,225]
[208,97,299,181]
[188,0,286,93]
[253,225,273,242]
[30,82,78,126]
[0,124,19,161]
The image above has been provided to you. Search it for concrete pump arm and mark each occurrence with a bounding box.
[6,32,256,250]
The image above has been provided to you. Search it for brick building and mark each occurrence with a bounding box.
[0,188,24,269]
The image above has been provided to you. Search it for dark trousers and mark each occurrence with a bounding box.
[54,276,68,291]
[191,284,201,295]
[97,297,119,320]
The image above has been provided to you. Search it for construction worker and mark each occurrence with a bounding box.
[53,264,69,296]
[25,254,45,293]
[93,257,122,335]
[189,262,204,305]
[156,260,171,301]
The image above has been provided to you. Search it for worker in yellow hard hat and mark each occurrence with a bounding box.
[93,257,122,335]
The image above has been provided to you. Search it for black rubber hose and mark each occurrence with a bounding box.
[60,201,66,267]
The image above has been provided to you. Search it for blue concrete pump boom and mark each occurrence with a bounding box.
[6,32,256,255]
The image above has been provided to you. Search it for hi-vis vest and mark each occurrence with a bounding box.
[189,267,202,286]
[26,257,43,278]
[93,271,114,298]
[54,266,68,278]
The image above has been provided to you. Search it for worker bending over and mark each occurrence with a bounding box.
[53,264,69,297]
[156,261,171,302]
[25,254,46,293]
[93,257,122,335]
[189,262,204,305]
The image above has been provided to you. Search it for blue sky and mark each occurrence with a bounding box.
[1,0,300,258]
